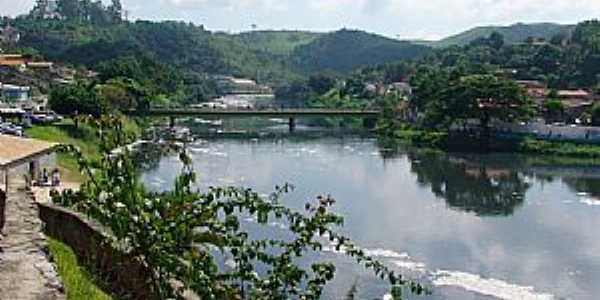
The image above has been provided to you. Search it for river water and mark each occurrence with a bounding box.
[141,124,600,300]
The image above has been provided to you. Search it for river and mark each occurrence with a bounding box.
[140,122,600,300]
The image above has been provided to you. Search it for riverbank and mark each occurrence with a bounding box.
[386,126,600,159]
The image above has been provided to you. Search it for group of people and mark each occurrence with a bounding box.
[39,168,60,187]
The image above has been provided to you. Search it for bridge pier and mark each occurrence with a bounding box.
[362,118,377,129]
[289,117,296,132]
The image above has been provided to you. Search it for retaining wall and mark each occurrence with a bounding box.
[38,203,158,300]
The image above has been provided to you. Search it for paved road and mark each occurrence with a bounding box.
[0,184,64,300]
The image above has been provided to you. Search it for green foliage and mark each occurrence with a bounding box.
[291,29,431,74]
[308,74,336,95]
[49,82,105,116]
[543,99,565,122]
[432,74,532,132]
[48,238,113,300]
[233,31,322,56]
[50,116,426,299]
[591,102,600,126]
[431,23,572,48]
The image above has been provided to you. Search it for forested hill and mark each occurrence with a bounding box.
[13,20,297,84]
[424,23,573,48]
[231,30,322,56]
[10,18,431,84]
[291,29,431,74]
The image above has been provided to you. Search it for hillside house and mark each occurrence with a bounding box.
[214,75,273,95]
[0,54,29,67]
[516,80,548,105]
[557,89,594,122]
[0,83,31,104]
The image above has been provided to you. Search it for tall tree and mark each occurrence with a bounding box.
[57,0,82,21]
[89,1,110,25]
[108,0,122,23]
[435,74,532,140]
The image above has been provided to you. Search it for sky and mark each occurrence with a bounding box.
[3,0,600,40]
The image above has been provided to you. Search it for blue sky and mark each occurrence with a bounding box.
[3,0,600,40]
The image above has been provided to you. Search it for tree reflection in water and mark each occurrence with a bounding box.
[376,138,531,216]
[407,151,530,216]
[563,177,600,198]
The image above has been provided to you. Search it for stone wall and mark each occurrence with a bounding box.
[38,203,158,300]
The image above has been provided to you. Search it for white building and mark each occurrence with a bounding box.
[0,83,31,104]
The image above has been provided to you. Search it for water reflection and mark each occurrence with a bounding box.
[140,134,600,299]
[407,151,530,216]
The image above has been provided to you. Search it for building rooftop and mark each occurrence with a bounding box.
[557,90,590,98]
[0,134,58,169]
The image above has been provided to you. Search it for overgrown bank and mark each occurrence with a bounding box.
[385,126,600,159]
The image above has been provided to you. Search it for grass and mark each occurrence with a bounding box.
[48,238,113,300]
[26,119,100,182]
[25,117,141,182]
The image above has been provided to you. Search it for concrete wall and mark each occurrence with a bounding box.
[38,203,158,300]
[492,121,600,143]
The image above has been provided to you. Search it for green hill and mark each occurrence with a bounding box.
[431,23,574,48]
[290,29,431,74]
[14,20,297,84]
[232,30,322,55]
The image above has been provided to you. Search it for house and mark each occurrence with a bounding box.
[555,90,594,122]
[0,54,29,67]
[26,62,54,70]
[214,75,272,95]
[390,82,412,96]
[557,89,591,100]
[516,80,548,102]
[0,83,31,103]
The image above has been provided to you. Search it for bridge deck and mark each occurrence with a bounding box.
[128,109,380,118]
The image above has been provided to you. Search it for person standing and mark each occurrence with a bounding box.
[0,188,6,234]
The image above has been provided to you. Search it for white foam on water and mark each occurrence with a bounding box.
[189,147,210,154]
[362,248,410,259]
[391,260,427,273]
[580,197,600,206]
[382,293,393,300]
[210,151,228,157]
[432,270,554,300]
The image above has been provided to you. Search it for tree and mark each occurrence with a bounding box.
[88,1,110,25]
[435,74,532,140]
[107,0,122,23]
[49,83,105,116]
[57,0,82,21]
[591,103,600,126]
[488,32,505,50]
[96,78,147,112]
[543,99,565,123]
[308,74,336,95]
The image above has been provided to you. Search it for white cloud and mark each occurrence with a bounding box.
[3,0,600,39]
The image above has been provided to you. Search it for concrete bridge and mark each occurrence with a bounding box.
[126,108,381,130]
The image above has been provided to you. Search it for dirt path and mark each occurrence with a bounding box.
[0,185,65,300]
